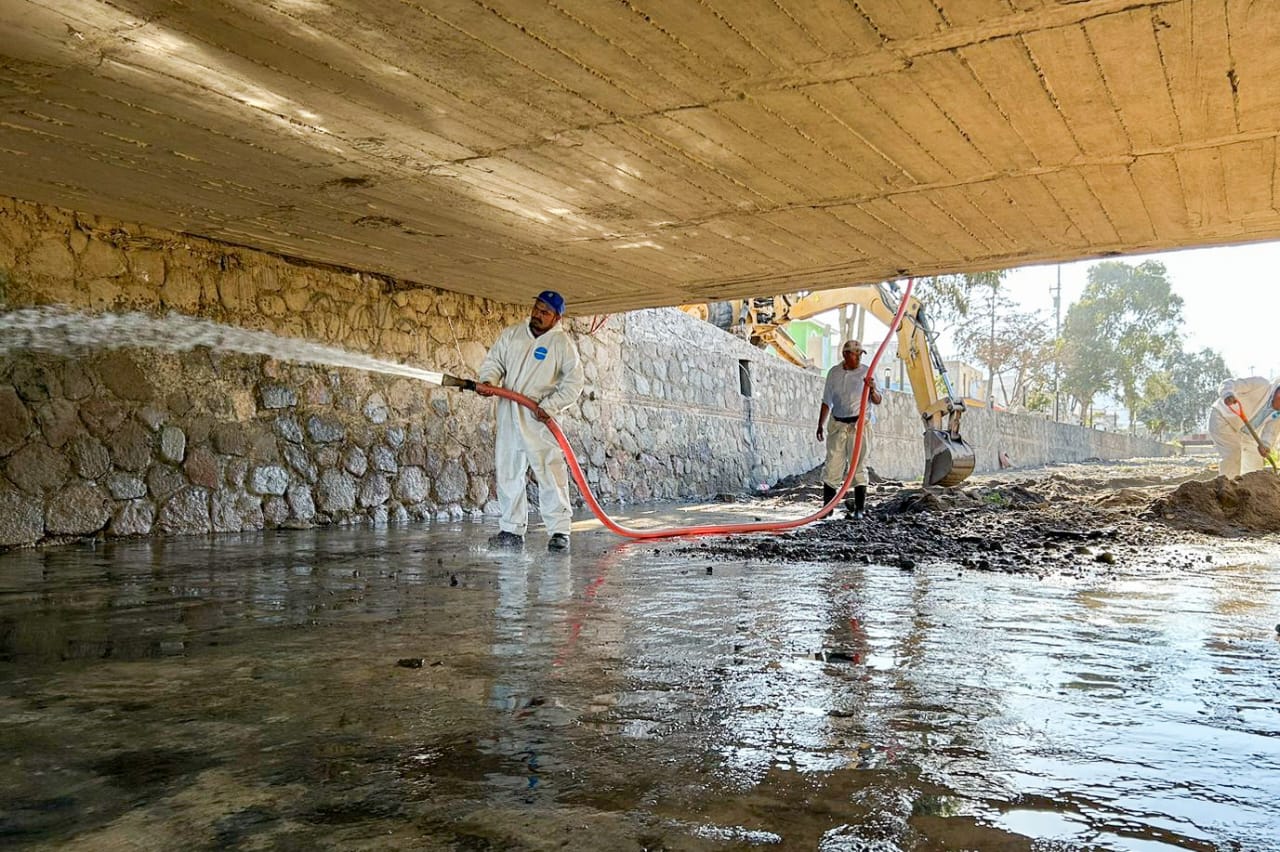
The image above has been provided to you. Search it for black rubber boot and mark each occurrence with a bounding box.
[821,484,837,518]
[488,530,524,549]
[852,485,867,520]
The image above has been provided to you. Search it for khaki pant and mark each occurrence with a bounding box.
[823,419,872,489]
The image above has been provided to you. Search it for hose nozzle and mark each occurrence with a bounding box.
[440,374,476,391]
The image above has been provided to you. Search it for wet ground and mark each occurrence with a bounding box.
[1,458,1279,850]
[696,457,1280,577]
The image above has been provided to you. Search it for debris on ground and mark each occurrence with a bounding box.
[685,457,1279,576]
[1149,471,1280,535]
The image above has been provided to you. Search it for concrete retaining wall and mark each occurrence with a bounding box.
[0,196,1171,549]
[867,391,1172,481]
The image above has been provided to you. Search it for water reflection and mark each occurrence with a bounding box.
[0,519,1277,849]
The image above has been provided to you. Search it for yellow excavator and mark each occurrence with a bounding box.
[681,284,976,487]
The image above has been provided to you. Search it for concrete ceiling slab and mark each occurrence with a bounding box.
[2,0,1278,314]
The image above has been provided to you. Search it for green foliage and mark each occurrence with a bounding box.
[1136,346,1231,438]
[1058,260,1184,426]
[1024,388,1053,413]
[917,270,1023,405]
[954,299,1053,407]
[913,270,1005,337]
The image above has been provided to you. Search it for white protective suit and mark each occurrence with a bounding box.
[1207,376,1280,478]
[477,320,584,536]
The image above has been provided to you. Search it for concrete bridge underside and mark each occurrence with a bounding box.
[2,0,1278,314]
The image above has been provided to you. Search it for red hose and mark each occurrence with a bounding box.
[479,279,916,540]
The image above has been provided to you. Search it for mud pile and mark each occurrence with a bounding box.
[1149,470,1280,535]
[685,457,1261,576]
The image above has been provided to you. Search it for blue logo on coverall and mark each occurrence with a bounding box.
[534,346,548,361]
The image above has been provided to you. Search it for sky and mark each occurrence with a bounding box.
[826,240,1280,382]
[1000,240,1280,380]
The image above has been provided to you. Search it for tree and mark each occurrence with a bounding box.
[954,301,1054,409]
[915,270,1007,404]
[912,270,1005,339]
[1058,260,1184,427]
[1058,307,1109,424]
[1136,347,1231,439]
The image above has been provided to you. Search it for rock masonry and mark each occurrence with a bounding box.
[0,196,823,548]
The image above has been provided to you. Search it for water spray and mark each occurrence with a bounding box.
[0,282,914,540]
[0,307,445,385]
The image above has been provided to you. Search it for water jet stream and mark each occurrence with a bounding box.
[0,307,444,384]
[1,283,912,540]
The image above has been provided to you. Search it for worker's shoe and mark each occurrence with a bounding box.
[547,533,570,552]
[488,530,524,549]
[850,485,868,521]
[820,484,837,518]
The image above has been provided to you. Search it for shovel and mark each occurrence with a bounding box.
[1227,400,1279,472]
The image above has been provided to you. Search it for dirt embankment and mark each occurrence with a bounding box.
[688,458,1280,575]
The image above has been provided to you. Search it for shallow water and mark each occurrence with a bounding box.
[1,514,1278,850]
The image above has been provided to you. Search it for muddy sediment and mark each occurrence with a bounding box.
[688,457,1280,575]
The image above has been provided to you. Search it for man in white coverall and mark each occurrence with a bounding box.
[1208,376,1280,478]
[476,291,584,552]
[816,339,882,520]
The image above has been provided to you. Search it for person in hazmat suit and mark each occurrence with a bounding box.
[815,339,882,520]
[1207,376,1280,478]
[476,291,584,552]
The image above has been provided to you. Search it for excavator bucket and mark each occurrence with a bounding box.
[923,429,976,487]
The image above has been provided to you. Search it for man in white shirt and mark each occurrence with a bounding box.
[815,339,882,519]
[476,291,584,551]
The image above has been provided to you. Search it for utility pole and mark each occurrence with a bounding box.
[1052,265,1062,422]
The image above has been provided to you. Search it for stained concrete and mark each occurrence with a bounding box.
[2,1,1280,313]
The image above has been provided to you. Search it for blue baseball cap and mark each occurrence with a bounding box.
[535,290,565,315]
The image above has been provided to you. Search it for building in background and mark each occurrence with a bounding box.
[780,318,838,370]
[942,360,989,408]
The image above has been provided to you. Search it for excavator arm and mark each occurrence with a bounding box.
[784,284,975,487]
[683,284,976,487]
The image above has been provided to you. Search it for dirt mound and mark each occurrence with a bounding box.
[1148,471,1280,535]
[688,456,1224,575]
[876,484,1046,514]
[770,464,823,491]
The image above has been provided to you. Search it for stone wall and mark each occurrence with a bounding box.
[0,196,1172,550]
[596,310,822,501]
[867,391,1173,481]
[0,196,821,548]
